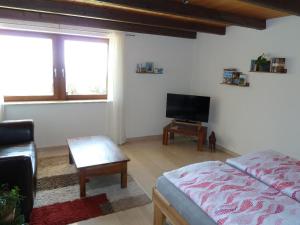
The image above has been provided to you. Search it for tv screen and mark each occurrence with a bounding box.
[166,93,210,123]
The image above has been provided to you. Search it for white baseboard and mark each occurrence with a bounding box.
[216,144,240,157]
[37,136,240,158]
[126,135,162,143]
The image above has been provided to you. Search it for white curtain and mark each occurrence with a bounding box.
[0,95,3,122]
[0,82,4,122]
[106,31,126,145]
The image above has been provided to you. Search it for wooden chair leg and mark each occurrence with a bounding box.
[154,204,166,225]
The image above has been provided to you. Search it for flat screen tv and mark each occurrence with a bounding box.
[166,93,210,123]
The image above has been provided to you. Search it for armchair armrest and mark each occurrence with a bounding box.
[0,120,34,145]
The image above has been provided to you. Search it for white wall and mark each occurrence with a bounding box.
[124,34,193,138]
[4,31,194,147]
[190,16,300,159]
[5,102,108,147]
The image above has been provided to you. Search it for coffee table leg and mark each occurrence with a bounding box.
[79,170,86,198]
[121,163,127,188]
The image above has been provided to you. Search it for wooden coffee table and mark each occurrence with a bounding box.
[67,135,130,198]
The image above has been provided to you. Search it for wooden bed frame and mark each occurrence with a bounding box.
[152,188,189,225]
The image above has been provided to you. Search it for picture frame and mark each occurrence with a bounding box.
[250,60,256,72]
[223,69,236,84]
[239,74,247,86]
[157,68,163,74]
[232,72,241,85]
[146,62,154,72]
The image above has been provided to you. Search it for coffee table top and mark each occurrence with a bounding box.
[67,135,129,169]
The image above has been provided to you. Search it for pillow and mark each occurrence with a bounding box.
[227,150,300,202]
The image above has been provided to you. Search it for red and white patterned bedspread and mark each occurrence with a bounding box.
[164,161,300,225]
[227,150,300,202]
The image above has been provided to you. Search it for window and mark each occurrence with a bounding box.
[64,39,108,98]
[0,30,109,101]
[0,34,54,99]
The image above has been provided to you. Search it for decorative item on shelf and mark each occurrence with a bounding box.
[256,53,270,72]
[136,63,147,73]
[136,62,164,74]
[239,74,247,86]
[250,60,256,72]
[250,54,287,74]
[222,68,249,87]
[154,68,164,74]
[232,71,241,85]
[223,68,237,84]
[145,62,154,73]
[270,58,287,73]
[136,64,141,73]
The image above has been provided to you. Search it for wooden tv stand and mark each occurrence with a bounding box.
[162,120,207,151]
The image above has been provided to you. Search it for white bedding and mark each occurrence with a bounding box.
[164,161,300,225]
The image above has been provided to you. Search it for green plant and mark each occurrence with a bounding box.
[256,53,268,66]
[0,184,24,225]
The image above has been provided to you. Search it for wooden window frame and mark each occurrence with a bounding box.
[1,29,109,102]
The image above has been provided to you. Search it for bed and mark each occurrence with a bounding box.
[155,176,216,225]
[153,151,300,225]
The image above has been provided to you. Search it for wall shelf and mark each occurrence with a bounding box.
[136,72,163,75]
[250,56,287,74]
[220,82,250,87]
[249,70,287,74]
[136,62,163,74]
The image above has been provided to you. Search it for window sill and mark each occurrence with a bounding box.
[5,99,110,106]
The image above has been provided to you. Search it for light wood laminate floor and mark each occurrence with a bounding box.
[38,137,233,225]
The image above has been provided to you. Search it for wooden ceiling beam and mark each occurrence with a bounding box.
[0,8,197,39]
[0,0,225,35]
[96,0,266,30]
[240,0,300,15]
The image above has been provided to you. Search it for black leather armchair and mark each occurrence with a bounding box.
[0,120,37,222]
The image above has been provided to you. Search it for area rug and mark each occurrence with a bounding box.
[31,194,111,225]
[31,154,151,224]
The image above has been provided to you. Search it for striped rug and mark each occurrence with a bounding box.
[34,154,151,213]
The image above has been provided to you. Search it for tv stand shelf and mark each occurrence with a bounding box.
[162,121,207,151]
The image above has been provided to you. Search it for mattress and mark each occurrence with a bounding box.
[156,176,216,225]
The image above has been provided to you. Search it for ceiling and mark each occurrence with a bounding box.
[0,0,297,39]
[175,0,288,19]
